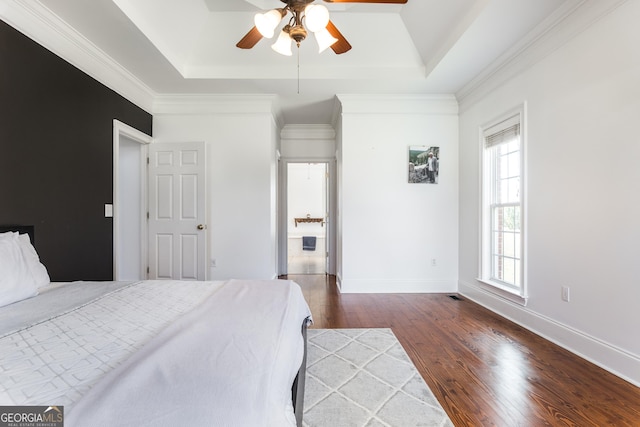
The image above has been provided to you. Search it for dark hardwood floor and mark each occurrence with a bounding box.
[284,274,640,427]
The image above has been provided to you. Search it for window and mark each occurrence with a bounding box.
[480,110,525,299]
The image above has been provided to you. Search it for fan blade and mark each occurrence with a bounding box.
[326,21,352,54]
[236,26,263,49]
[325,0,407,3]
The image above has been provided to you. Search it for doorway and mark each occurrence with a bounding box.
[113,120,152,281]
[287,163,328,274]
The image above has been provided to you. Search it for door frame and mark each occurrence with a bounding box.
[113,119,152,281]
[278,158,336,276]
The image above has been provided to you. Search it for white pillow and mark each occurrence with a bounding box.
[0,232,38,307]
[18,233,51,288]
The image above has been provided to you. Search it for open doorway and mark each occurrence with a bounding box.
[113,120,151,281]
[287,163,327,274]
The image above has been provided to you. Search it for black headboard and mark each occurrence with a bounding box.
[0,225,35,244]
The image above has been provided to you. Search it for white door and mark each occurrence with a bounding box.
[148,142,206,280]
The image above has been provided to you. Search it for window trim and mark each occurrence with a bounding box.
[478,103,528,304]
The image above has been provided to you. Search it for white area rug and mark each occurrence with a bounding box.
[304,328,454,427]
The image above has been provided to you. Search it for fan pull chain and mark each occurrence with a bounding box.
[297,47,300,94]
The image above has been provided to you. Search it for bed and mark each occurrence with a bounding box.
[0,225,312,427]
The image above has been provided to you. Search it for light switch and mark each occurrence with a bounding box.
[105,204,113,218]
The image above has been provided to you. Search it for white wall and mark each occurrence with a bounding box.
[153,99,278,280]
[337,95,459,293]
[458,1,640,385]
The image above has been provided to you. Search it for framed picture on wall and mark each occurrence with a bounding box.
[408,146,439,184]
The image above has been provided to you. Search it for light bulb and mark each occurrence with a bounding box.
[314,27,338,53]
[255,9,283,38]
[272,30,293,56]
[304,4,330,33]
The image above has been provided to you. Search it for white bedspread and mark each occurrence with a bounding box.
[0,280,221,406]
[0,279,311,427]
[67,279,311,427]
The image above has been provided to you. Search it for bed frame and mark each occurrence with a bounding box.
[1,223,309,426]
[293,318,310,427]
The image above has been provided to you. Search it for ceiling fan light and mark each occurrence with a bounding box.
[254,9,283,38]
[314,27,338,53]
[304,4,330,33]
[271,30,293,56]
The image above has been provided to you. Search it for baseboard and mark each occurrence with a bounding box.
[459,279,640,387]
[339,278,457,294]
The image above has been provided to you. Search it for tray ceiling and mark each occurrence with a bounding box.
[23,0,574,123]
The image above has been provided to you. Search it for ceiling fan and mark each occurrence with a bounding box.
[236,0,408,56]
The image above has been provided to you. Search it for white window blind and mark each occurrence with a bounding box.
[484,115,521,148]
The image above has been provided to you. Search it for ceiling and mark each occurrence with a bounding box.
[31,0,575,124]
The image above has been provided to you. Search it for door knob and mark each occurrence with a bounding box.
[197,224,206,230]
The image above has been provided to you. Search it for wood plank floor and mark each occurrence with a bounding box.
[284,274,640,427]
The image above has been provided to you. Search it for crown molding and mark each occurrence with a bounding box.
[280,124,336,140]
[336,94,459,116]
[0,0,156,113]
[153,94,277,116]
[457,0,629,112]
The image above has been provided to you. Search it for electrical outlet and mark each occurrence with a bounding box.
[431,258,437,266]
[210,259,216,268]
[561,286,570,302]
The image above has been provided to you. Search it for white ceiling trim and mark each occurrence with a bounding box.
[457,0,628,112]
[182,64,427,80]
[152,93,277,115]
[281,124,336,140]
[0,0,156,113]
[337,94,459,116]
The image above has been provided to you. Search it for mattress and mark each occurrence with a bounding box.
[0,279,311,426]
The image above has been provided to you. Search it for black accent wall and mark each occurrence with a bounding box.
[0,20,152,281]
